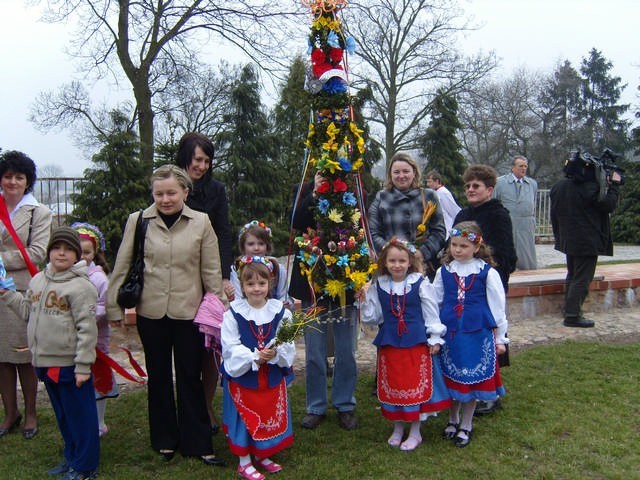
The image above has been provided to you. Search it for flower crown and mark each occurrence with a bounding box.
[449,228,483,244]
[70,222,106,252]
[382,238,417,254]
[238,255,273,272]
[238,220,272,239]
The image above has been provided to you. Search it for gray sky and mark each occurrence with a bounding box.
[1,0,638,176]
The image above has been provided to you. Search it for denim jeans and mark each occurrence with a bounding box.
[303,299,358,415]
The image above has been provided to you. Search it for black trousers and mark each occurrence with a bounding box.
[137,315,212,456]
[564,255,598,318]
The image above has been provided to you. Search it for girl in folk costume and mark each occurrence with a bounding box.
[221,256,296,480]
[430,221,508,448]
[358,238,451,451]
[228,221,291,306]
[71,222,117,438]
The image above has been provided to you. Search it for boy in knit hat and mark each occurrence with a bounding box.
[0,226,99,479]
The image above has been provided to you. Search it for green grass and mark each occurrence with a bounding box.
[1,341,639,479]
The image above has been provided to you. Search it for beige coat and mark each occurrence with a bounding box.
[106,204,222,321]
[0,202,52,363]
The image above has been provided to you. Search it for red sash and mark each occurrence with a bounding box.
[91,347,147,394]
[228,368,288,441]
[0,196,38,276]
[377,344,433,406]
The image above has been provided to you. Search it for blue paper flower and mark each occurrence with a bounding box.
[323,77,348,94]
[337,255,350,267]
[345,35,356,55]
[318,198,330,214]
[360,244,370,256]
[338,157,352,172]
[327,30,340,48]
[342,192,357,206]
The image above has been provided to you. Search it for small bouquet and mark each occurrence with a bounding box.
[415,200,437,244]
[0,254,15,291]
[270,306,324,347]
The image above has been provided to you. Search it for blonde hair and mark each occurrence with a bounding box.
[150,164,192,191]
[385,152,421,190]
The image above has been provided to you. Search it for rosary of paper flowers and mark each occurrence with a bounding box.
[70,222,106,252]
[238,256,274,272]
[302,0,347,17]
[382,237,417,255]
[238,220,272,239]
[449,228,483,244]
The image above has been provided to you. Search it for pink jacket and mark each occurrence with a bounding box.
[194,292,225,352]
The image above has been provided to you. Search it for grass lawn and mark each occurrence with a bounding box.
[1,340,638,479]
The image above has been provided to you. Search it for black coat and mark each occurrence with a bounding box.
[454,199,517,291]
[550,178,620,257]
[187,176,233,279]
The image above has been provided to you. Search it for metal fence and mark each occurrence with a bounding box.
[32,177,85,226]
[31,177,555,237]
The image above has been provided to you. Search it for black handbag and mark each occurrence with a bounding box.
[117,210,149,309]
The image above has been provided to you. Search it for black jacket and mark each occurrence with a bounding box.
[454,199,517,291]
[187,176,233,279]
[550,178,619,257]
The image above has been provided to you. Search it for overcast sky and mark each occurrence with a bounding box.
[0,0,638,176]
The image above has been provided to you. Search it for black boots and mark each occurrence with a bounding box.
[563,316,595,328]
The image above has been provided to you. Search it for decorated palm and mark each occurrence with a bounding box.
[295,0,376,307]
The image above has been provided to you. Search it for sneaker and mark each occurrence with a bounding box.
[59,468,98,480]
[337,411,358,430]
[300,413,325,429]
[47,459,70,476]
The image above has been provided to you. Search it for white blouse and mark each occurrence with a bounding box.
[430,258,509,344]
[221,298,296,377]
[359,272,446,346]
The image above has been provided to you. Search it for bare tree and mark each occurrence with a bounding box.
[345,0,496,164]
[31,0,302,171]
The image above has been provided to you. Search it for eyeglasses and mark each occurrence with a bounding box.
[464,183,485,190]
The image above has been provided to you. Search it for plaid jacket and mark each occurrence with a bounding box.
[368,187,446,263]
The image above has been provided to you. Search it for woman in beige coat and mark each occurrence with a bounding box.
[0,151,52,439]
[107,165,225,466]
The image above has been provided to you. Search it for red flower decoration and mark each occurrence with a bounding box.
[329,47,343,64]
[316,181,331,194]
[333,178,347,192]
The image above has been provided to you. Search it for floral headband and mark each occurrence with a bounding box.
[238,220,272,239]
[70,222,106,252]
[238,255,274,272]
[382,238,417,254]
[449,228,483,244]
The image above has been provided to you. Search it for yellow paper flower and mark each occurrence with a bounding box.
[323,254,337,266]
[346,268,370,291]
[325,279,346,298]
[351,210,361,224]
[417,223,426,235]
[328,209,344,223]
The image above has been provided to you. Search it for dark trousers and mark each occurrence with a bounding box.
[37,366,99,473]
[564,255,598,317]
[136,315,212,456]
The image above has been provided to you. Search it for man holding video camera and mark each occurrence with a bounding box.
[550,150,622,328]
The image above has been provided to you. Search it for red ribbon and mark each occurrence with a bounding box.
[0,196,39,277]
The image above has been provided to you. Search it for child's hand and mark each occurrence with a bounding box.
[257,347,276,364]
[75,373,90,387]
[355,282,370,302]
[496,344,507,355]
[223,279,235,301]
[428,344,441,355]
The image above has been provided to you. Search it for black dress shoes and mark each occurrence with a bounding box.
[563,316,595,328]
[200,454,226,467]
[0,414,22,438]
[300,413,325,429]
[337,411,358,430]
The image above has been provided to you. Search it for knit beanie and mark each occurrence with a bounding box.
[47,226,82,261]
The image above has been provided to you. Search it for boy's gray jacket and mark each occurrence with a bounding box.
[2,261,97,374]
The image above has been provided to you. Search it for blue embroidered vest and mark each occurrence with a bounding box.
[223,306,288,389]
[374,276,428,348]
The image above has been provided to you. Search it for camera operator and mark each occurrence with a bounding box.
[550,151,622,328]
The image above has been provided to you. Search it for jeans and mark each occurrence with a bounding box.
[303,299,358,415]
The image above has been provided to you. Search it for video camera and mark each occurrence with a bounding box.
[565,148,625,185]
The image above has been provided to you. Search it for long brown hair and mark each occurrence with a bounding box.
[376,237,423,277]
